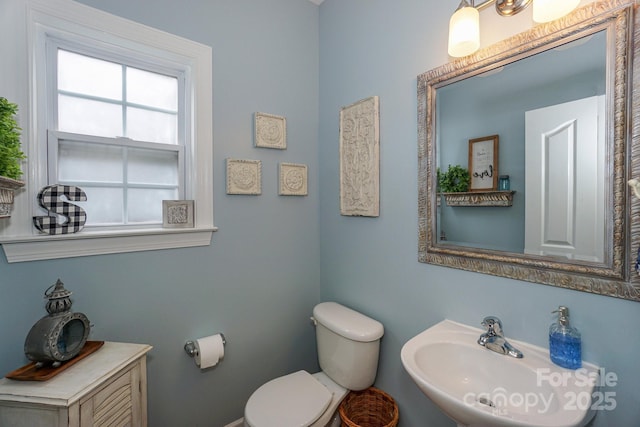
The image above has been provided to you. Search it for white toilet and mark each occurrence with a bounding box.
[244,302,384,427]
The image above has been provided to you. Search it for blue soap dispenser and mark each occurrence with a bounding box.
[549,306,581,369]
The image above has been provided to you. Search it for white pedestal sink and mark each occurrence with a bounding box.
[401,320,600,427]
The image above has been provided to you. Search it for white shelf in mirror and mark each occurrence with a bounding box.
[439,191,515,207]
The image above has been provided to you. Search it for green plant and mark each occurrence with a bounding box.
[0,97,26,180]
[437,164,470,193]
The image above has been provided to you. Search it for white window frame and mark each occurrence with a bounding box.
[0,0,216,262]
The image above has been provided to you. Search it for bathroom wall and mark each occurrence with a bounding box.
[0,0,320,425]
[2,1,640,426]
[318,1,640,426]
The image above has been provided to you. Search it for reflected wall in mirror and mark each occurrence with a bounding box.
[418,0,640,301]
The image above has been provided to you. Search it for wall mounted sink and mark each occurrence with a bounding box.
[400,320,600,427]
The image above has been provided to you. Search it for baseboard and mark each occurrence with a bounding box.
[223,418,244,427]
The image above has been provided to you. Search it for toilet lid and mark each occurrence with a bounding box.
[245,370,332,427]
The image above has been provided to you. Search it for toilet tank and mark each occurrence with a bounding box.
[312,302,384,391]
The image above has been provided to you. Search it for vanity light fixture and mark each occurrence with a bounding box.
[448,0,580,57]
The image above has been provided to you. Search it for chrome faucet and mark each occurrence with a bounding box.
[477,316,523,358]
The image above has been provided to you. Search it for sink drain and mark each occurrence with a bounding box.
[477,396,495,407]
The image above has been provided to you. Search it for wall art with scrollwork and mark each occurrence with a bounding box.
[254,112,286,149]
[279,163,308,196]
[339,96,380,217]
[226,158,262,195]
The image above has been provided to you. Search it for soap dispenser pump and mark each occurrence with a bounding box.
[549,306,581,369]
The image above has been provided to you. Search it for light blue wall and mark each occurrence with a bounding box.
[0,0,320,426]
[319,1,640,426]
[3,1,640,426]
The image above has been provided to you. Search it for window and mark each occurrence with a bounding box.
[50,47,183,228]
[0,0,215,262]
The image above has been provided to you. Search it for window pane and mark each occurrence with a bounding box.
[128,188,178,223]
[73,187,124,226]
[127,67,177,111]
[58,140,124,183]
[58,95,123,137]
[58,50,122,100]
[128,148,179,185]
[126,107,177,144]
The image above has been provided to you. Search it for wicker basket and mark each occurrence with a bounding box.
[339,387,399,427]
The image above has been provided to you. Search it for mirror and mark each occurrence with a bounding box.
[418,0,640,301]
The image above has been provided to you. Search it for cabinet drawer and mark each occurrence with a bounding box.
[0,403,67,427]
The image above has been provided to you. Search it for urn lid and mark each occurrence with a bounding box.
[44,279,73,315]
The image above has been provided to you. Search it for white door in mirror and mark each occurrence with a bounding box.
[524,95,605,262]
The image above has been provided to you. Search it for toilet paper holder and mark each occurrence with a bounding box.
[184,333,226,358]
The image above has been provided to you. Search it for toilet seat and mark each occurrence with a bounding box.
[245,370,332,427]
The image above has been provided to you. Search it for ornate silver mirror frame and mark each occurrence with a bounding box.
[418,0,640,301]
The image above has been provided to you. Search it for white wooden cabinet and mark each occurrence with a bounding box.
[0,342,152,427]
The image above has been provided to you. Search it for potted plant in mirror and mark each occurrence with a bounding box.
[0,97,26,218]
[438,164,470,193]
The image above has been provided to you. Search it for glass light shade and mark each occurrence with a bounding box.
[533,0,580,23]
[448,5,480,57]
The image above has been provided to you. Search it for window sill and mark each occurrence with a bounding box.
[1,227,218,263]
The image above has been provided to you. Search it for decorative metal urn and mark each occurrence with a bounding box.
[24,279,91,367]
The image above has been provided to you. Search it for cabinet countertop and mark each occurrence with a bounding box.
[0,342,152,407]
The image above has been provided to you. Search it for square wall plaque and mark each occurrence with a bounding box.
[279,163,308,196]
[163,200,195,228]
[255,112,287,149]
[226,158,262,195]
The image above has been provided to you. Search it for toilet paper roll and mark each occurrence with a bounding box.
[194,334,225,369]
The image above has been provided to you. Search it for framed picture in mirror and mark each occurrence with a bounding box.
[468,135,498,191]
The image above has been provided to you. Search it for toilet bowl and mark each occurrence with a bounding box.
[243,302,384,427]
[244,371,346,427]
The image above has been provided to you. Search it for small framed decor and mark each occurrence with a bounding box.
[226,158,262,195]
[468,134,499,191]
[279,163,308,196]
[163,200,194,228]
[339,96,380,217]
[255,112,286,149]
